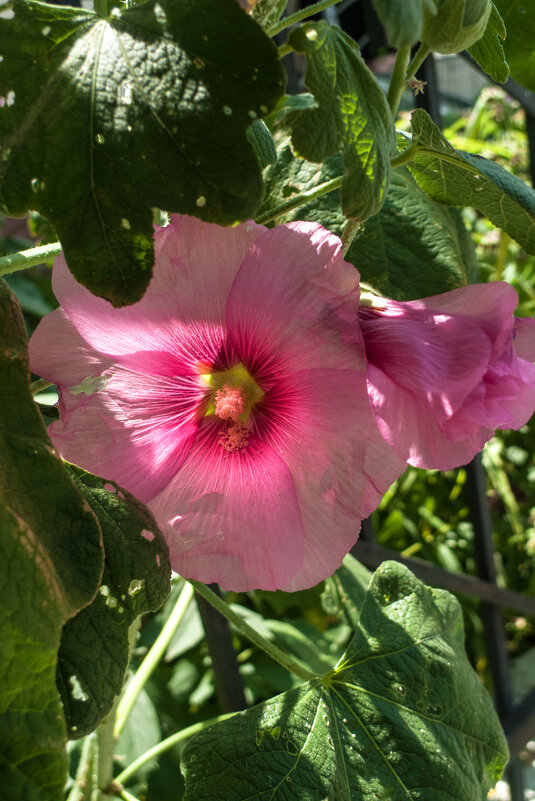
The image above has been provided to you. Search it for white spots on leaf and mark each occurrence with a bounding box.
[153,2,166,24]
[69,674,89,702]
[41,25,51,35]
[100,585,110,597]
[260,104,268,114]
[0,7,14,18]
[196,195,206,207]
[31,178,39,193]
[141,529,155,541]
[248,110,257,119]
[128,578,145,596]
[1,148,11,161]
[5,90,15,106]
[118,83,132,105]
[121,217,131,230]
[95,133,105,145]
[223,105,232,116]
[126,124,132,132]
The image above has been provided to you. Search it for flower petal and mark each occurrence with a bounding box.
[226,222,363,380]
[257,367,406,590]
[51,215,265,373]
[149,421,305,591]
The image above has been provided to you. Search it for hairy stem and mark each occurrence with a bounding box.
[406,43,431,84]
[386,44,412,117]
[189,580,316,681]
[255,176,342,225]
[0,241,62,277]
[390,140,420,168]
[340,218,360,256]
[114,583,194,739]
[65,735,97,801]
[268,0,344,37]
[114,713,235,787]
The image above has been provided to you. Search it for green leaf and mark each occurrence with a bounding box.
[408,109,535,254]
[252,0,288,31]
[287,21,394,222]
[247,119,278,168]
[371,0,436,48]
[182,562,508,801]
[0,0,285,306]
[0,280,103,799]
[493,0,535,91]
[57,465,171,739]
[467,2,509,83]
[322,554,372,628]
[260,143,480,298]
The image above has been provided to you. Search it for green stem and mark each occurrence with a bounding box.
[390,140,420,169]
[114,713,235,787]
[268,0,344,37]
[340,218,360,256]
[255,176,342,225]
[66,735,97,801]
[278,42,293,58]
[405,43,431,84]
[31,378,53,396]
[189,580,316,682]
[386,44,412,117]
[0,241,62,278]
[98,697,119,795]
[117,790,142,801]
[114,582,194,739]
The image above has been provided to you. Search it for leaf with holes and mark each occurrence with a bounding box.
[58,465,171,739]
[0,0,284,306]
[287,21,394,222]
[407,109,535,254]
[0,279,103,799]
[182,561,507,801]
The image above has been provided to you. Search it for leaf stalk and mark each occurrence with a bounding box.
[268,0,344,37]
[0,241,62,278]
[386,44,412,117]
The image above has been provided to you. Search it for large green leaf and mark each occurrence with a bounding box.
[0,0,285,306]
[322,555,372,629]
[287,21,394,222]
[182,562,507,801]
[467,2,509,83]
[260,143,479,298]
[371,0,436,47]
[493,0,535,91]
[252,0,288,31]
[57,465,171,739]
[0,280,103,800]
[407,109,535,254]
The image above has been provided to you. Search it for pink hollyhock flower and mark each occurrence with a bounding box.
[29,216,405,592]
[359,283,535,470]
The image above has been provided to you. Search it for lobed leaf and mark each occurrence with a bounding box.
[371,0,436,48]
[57,465,171,739]
[182,562,508,801]
[0,280,103,799]
[467,2,509,83]
[287,22,394,222]
[0,0,285,306]
[408,109,535,254]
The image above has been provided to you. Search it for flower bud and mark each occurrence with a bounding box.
[422,0,491,54]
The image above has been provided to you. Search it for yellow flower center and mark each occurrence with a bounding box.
[200,363,264,453]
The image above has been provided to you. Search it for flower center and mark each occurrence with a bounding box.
[200,363,264,452]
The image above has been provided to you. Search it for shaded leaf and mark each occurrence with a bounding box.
[371,0,436,48]
[252,0,288,31]
[182,562,507,801]
[408,109,535,254]
[0,0,285,305]
[58,465,171,739]
[467,2,509,83]
[287,21,394,221]
[322,554,372,628]
[493,0,535,91]
[0,280,103,799]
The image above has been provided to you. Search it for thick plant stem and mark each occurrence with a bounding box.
[66,735,97,801]
[268,0,344,37]
[340,218,360,256]
[406,43,431,84]
[190,580,316,682]
[386,45,412,117]
[390,140,420,169]
[97,697,119,797]
[114,713,235,787]
[255,176,342,225]
[114,583,194,739]
[0,241,61,277]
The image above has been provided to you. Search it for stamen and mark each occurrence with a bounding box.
[218,420,250,453]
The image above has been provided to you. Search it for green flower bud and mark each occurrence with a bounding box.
[422,0,491,54]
